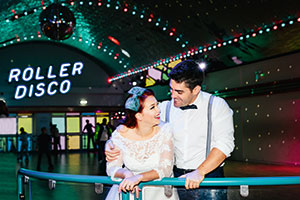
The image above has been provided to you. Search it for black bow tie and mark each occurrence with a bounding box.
[180,104,198,110]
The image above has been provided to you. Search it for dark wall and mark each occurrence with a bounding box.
[206,52,300,165]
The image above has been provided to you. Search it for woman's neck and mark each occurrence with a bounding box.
[134,123,156,138]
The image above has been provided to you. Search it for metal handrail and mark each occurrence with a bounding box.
[17,168,300,200]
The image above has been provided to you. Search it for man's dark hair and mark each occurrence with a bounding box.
[169,60,204,91]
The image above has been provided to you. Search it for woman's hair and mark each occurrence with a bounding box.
[122,89,154,128]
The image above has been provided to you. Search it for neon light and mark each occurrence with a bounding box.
[9,62,84,99]
[22,67,34,82]
[59,63,71,77]
[47,81,58,95]
[8,68,21,82]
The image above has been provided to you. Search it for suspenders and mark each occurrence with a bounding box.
[165,95,215,158]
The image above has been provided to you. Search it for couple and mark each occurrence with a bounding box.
[106,60,235,200]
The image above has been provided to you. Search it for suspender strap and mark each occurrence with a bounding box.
[206,95,215,158]
[165,96,214,159]
[165,100,171,123]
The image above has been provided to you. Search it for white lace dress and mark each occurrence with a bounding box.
[106,123,178,200]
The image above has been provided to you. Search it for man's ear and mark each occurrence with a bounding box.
[135,112,143,121]
[192,85,201,95]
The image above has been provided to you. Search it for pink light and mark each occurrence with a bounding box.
[124,8,128,12]
[273,25,278,30]
[252,33,257,37]
[108,36,120,46]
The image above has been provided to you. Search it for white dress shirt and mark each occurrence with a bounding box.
[159,91,235,169]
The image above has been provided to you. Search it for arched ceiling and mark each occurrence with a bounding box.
[1,0,300,81]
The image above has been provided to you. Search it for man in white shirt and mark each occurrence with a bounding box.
[159,60,235,199]
[106,60,235,199]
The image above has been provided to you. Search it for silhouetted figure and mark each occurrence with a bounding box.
[0,99,8,117]
[82,120,95,152]
[37,127,54,171]
[50,123,61,154]
[97,118,109,162]
[18,127,29,161]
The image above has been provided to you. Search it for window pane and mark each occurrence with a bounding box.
[68,135,80,150]
[18,117,32,134]
[66,117,80,133]
[52,117,65,134]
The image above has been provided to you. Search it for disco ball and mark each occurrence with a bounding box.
[39,3,76,40]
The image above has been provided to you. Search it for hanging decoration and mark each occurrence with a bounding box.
[39,3,76,40]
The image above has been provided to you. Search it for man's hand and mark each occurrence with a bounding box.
[105,140,121,162]
[179,169,205,189]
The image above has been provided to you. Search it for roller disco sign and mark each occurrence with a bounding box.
[8,62,84,100]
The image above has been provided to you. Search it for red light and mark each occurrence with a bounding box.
[41,0,45,6]
[273,25,278,30]
[107,78,112,84]
[108,36,120,46]
[297,17,300,22]
[150,13,154,18]
[11,9,16,14]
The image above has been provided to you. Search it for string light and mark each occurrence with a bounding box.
[109,16,300,82]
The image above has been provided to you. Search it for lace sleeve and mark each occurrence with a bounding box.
[153,125,174,179]
[106,134,124,181]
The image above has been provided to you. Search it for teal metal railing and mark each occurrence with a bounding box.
[17,168,300,200]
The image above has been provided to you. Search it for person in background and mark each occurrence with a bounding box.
[97,118,109,162]
[50,123,61,154]
[18,127,29,162]
[0,99,9,117]
[82,119,96,152]
[37,127,54,171]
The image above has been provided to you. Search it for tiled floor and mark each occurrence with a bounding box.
[1,152,300,200]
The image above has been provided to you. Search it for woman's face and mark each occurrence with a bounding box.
[138,95,160,126]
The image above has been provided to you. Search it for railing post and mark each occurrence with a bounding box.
[17,173,24,200]
[121,191,130,200]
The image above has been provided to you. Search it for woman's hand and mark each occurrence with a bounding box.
[118,174,143,195]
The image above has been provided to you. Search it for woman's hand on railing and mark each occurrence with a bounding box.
[118,174,143,198]
[179,169,205,189]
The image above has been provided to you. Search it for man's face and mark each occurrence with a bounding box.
[169,79,199,107]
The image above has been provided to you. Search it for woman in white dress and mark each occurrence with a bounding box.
[106,86,178,200]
